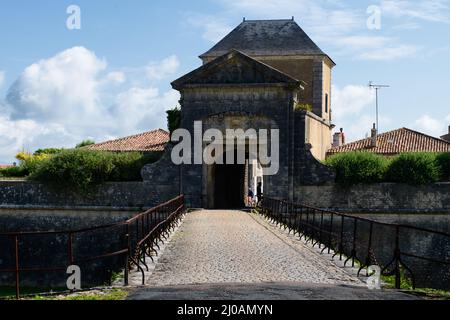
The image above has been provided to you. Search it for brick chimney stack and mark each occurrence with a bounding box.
[441,125,450,142]
[332,128,345,147]
[371,123,378,148]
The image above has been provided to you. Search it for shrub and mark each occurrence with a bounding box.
[21,153,50,174]
[167,107,181,135]
[109,152,160,182]
[385,152,440,185]
[436,153,450,181]
[29,149,160,193]
[0,166,28,178]
[34,148,63,156]
[76,140,96,148]
[30,149,115,193]
[325,152,390,185]
[1,152,52,178]
[294,103,313,112]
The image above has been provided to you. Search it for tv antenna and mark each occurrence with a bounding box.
[369,82,390,132]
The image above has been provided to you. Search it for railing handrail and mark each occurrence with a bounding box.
[0,195,186,299]
[0,195,186,237]
[266,197,450,238]
[259,196,450,290]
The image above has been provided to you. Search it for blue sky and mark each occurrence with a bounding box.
[1,0,450,163]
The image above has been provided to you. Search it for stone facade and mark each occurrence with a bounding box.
[165,50,335,208]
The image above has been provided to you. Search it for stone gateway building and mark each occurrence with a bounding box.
[142,19,335,209]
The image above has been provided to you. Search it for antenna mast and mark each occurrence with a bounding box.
[368,81,390,132]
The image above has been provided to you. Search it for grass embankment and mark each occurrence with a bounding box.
[32,288,128,300]
[0,287,128,300]
[381,275,450,300]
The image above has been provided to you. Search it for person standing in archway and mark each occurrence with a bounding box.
[257,182,263,205]
[247,188,254,207]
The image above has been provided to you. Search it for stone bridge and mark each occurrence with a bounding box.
[127,209,415,300]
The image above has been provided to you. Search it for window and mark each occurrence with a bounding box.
[325,93,329,113]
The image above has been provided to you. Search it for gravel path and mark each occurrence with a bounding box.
[145,210,363,287]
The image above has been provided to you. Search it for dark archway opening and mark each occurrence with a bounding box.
[214,163,245,209]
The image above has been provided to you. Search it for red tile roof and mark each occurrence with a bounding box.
[0,165,13,169]
[327,128,450,156]
[86,129,170,153]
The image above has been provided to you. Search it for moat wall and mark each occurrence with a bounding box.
[296,183,450,213]
[0,179,180,289]
[0,180,179,209]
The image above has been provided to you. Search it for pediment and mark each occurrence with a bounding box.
[172,50,299,90]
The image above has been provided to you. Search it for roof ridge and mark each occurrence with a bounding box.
[243,18,294,22]
[328,127,450,154]
[172,49,300,90]
[401,127,450,144]
[90,129,169,147]
[200,19,329,60]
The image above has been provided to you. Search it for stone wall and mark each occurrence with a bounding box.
[0,180,180,209]
[0,208,137,287]
[0,176,180,288]
[296,183,450,212]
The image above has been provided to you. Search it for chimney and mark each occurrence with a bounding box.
[371,123,378,148]
[440,125,450,142]
[332,128,345,147]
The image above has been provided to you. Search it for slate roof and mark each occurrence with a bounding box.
[172,49,301,90]
[200,19,332,62]
[327,128,450,156]
[86,129,169,153]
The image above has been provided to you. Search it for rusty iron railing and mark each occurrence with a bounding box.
[259,197,450,290]
[0,195,185,299]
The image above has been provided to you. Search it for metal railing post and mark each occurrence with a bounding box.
[14,235,20,300]
[394,226,401,289]
[124,224,130,286]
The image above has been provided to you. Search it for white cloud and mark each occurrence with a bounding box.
[112,87,179,132]
[381,0,450,23]
[344,114,392,142]
[0,47,180,163]
[332,85,375,121]
[186,13,233,43]
[201,0,428,61]
[413,114,450,137]
[331,84,383,142]
[146,55,180,81]
[6,47,107,122]
[0,71,5,89]
[358,44,418,60]
[105,71,126,84]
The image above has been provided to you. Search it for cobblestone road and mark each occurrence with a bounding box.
[145,210,363,287]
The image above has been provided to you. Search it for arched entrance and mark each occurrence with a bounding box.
[213,161,245,209]
[205,148,264,209]
[201,113,274,209]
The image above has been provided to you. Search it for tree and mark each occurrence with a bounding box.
[34,148,63,156]
[76,140,96,148]
[166,107,181,135]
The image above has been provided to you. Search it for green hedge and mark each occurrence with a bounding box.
[326,152,447,185]
[385,153,441,185]
[325,152,390,185]
[436,153,450,181]
[166,107,181,135]
[29,149,160,193]
[0,166,28,178]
